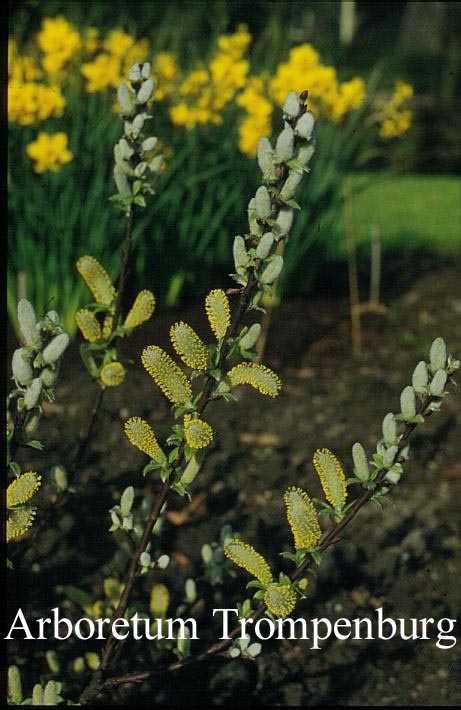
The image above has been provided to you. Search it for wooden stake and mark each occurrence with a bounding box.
[343,177,362,357]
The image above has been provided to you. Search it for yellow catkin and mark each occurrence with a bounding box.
[124,416,165,463]
[76,255,116,305]
[284,486,321,550]
[228,362,281,397]
[141,345,192,404]
[102,314,114,338]
[170,322,208,370]
[7,472,41,507]
[76,309,102,342]
[184,414,213,449]
[224,539,272,585]
[264,584,297,617]
[150,583,170,617]
[205,289,231,340]
[100,361,126,387]
[7,508,36,542]
[124,290,156,328]
[313,448,347,508]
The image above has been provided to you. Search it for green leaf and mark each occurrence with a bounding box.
[310,550,323,566]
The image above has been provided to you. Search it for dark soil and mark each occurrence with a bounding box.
[7,264,461,706]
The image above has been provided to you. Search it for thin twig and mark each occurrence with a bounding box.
[71,207,135,475]
[344,177,362,357]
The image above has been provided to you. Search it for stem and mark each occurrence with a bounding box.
[79,275,259,704]
[9,409,27,461]
[80,105,308,702]
[100,479,170,669]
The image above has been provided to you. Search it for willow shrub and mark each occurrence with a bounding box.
[6,59,459,705]
[8,18,413,334]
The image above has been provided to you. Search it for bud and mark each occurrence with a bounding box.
[185,578,197,604]
[46,650,60,673]
[275,207,294,237]
[142,136,158,152]
[429,337,447,372]
[141,62,151,79]
[42,332,69,365]
[256,232,274,259]
[295,112,315,141]
[132,112,147,136]
[24,378,42,410]
[157,554,170,570]
[201,543,213,565]
[32,684,44,705]
[137,79,154,104]
[148,154,163,174]
[118,138,134,159]
[140,551,151,567]
[257,137,276,181]
[383,445,398,467]
[134,161,148,178]
[240,323,261,350]
[177,627,191,659]
[12,348,33,385]
[128,64,142,82]
[73,657,85,674]
[412,360,428,393]
[386,470,401,484]
[181,454,202,485]
[297,143,315,166]
[24,409,41,435]
[282,91,300,119]
[121,486,135,517]
[117,81,135,116]
[233,235,248,272]
[52,465,68,492]
[40,366,58,387]
[43,680,58,705]
[247,642,262,658]
[382,413,397,444]
[279,169,303,201]
[254,186,272,220]
[247,198,262,236]
[260,255,283,284]
[45,310,60,325]
[8,666,22,704]
[352,442,369,481]
[114,165,131,198]
[18,299,41,349]
[400,386,416,419]
[430,369,447,396]
[150,583,169,616]
[275,125,294,161]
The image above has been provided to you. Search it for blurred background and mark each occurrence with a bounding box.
[8,0,461,334]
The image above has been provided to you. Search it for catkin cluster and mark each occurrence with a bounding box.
[11,299,69,432]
